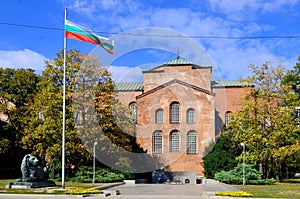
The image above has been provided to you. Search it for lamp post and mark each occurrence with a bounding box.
[93,142,98,184]
[241,142,245,186]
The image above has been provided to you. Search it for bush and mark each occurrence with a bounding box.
[65,189,103,195]
[70,166,134,183]
[214,164,276,185]
[282,178,300,183]
[215,191,253,197]
[214,164,261,184]
[248,179,276,185]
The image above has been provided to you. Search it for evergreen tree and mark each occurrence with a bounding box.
[203,133,240,178]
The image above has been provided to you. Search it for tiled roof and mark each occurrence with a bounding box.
[144,56,212,72]
[212,80,250,88]
[164,57,193,65]
[115,82,143,91]
[115,81,249,91]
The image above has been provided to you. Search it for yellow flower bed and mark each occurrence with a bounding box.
[215,191,253,197]
[65,189,103,195]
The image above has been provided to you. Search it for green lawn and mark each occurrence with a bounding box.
[234,183,300,198]
[0,179,103,194]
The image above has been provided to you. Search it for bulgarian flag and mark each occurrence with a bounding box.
[65,20,115,54]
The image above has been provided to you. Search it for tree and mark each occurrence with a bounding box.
[21,50,142,177]
[0,68,40,149]
[226,62,300,181]
[282,56,300,99]
[21,50,93,177]
[203,133,241,178]
[0,67,40,177]
[73,54,145,172]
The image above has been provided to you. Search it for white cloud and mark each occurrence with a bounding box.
[209,0,260,13]
[0,49,46,73]
[109,65,143,82]
[263,0,299,12]
[209,0,298,14]
[61,0,299,81]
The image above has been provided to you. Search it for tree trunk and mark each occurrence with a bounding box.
[275,158,280,182]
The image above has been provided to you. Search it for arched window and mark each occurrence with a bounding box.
[225,111,232,126]
[153,131,163,154]
[186,108,195,124]
[170,102,180,123]
[170,130,180,152]
[187,130,197,154]
[215,111,222,131]
[155,109,164,124]
[129,102,137,121]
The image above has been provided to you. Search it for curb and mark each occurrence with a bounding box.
[91,182,125,190]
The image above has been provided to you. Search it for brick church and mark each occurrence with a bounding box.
[115,56,248,182]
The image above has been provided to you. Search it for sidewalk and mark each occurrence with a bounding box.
[0,181,288,199]
[97,181,252,199]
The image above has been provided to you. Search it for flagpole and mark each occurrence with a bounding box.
[62,8,67,189]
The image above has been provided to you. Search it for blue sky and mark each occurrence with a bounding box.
[0,0,300,81]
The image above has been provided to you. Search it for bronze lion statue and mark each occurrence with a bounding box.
[18,154,48,182]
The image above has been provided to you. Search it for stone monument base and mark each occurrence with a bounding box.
[6,179,56,189]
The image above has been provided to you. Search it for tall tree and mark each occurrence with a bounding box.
[203,133,241,178]
[0,67,40,153]
[282,56,300,99]
[226,62,300,181]
[73,53,145,172]
[21,50,140,177]
[21,50,93,177]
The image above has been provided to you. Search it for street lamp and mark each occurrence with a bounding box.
[241,143,245,186]
[93,141,98,184]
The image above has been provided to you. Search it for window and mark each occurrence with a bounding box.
[153,131,162,154]
[187,131,197,154]
[215,111,222,132]
[225,111,232,126]
[129,102,137,121]
[187,108,195,124]
[155,109,164,124]
[170,102,180,123]
[170,130,180,152]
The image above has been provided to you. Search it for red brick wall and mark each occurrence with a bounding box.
[143,65,211,92]
[136,82,215,176]
[214,86,249,122]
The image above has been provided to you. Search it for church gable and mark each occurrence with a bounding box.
[137,79,212,100]
[143,57,212,92]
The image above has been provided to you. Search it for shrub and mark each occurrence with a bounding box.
[248,178,276,185]
[214,164,261,184]
[65,189,103,195]
[215,191,253,197]
[214,164,276,185]
[70,166,134,183]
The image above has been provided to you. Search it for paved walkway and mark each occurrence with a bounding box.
[0,182,286,199]
[99,182,252,199]
[0,183,248,199]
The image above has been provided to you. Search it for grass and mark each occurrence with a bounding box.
[1,179,300,197]
[0,179,104,194]
[234,183,300,198]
